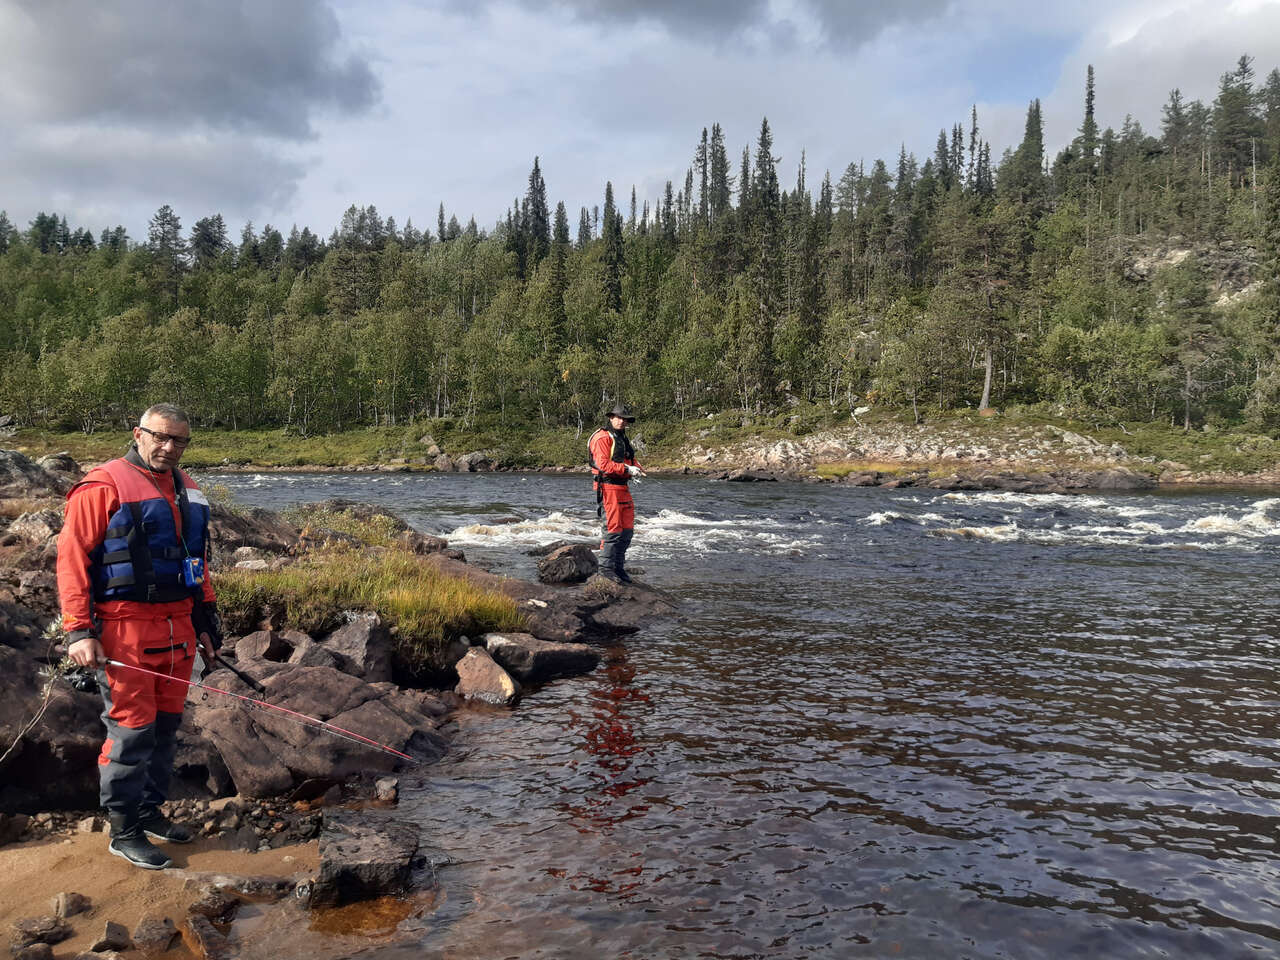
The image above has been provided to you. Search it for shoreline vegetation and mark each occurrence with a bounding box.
[9,406,1280,485]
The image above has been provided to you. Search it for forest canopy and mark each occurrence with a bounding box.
[2,56,1279,436]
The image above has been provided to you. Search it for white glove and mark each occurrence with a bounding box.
[626,464,642,477]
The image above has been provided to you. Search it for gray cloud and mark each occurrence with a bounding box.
[446,0,951,48]
[2,0,378,138]
[7,126,306,230]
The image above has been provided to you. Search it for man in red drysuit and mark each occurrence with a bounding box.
[58,403,221,869]
[588,403,644,583]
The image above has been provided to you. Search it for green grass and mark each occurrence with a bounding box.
[10,406,1280,477]
[216,547,524,673]
[282,503,406,547]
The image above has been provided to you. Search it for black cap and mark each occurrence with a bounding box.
[608,403,636,422]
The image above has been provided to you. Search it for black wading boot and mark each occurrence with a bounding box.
[108,813,172,869]
[140,806,194,844]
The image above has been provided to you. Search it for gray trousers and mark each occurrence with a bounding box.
[97,671,183,815]
[600,527,633,574]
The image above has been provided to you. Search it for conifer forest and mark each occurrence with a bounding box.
[2,57,1279,437]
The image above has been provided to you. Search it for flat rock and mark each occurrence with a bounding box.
[182,873,295,902]
[482,632,600,682]
[10,916,72,950]
[419,553,677,647]
[311,810,420,907]
[13,944,54,960]
[192,663,444,797]
[454,647,520,705]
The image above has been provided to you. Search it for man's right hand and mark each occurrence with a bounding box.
[626,464,643,477]
[68,634,106,668]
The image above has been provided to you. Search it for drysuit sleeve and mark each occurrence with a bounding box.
[56,481,118,634]
[590,432,631,480]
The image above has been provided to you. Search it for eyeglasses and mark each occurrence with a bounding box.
[138,425,192,449]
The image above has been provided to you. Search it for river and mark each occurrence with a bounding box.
[213,471,1280,959]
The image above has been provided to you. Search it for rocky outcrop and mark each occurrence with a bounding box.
[0,450,71,499]
[192,662,448,798]
[419,552,677,646]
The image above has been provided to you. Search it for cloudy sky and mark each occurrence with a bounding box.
[3,0,1279,241]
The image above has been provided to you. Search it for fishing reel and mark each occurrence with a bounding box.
[64,667,98,693]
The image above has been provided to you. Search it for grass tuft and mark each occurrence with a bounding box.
[216,547,523,673]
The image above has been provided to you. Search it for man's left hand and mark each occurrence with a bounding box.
[198,632,216,662]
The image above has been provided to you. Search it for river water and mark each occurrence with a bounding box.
[214,471,1280,959]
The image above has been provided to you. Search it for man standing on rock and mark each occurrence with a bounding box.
[589,403,644,583]
[57,403,222,869]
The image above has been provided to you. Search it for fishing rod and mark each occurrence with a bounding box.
[104,658,418,764]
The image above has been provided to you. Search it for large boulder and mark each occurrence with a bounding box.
[536,543,597,584]
[6,510,62,543]
[454,647,520,705]
[191,663,447,798]
[322,613,393,683]
[454,451,493,472]
[35,452,80,476]
[482,633,600,683]
[310,809,420,907]
[235,629,295,664]
[207,505,299,559]
[0,450,71,498]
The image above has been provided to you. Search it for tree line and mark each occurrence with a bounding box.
[2,55,1279,437]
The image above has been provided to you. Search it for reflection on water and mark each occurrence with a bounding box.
[215,473,1280,958]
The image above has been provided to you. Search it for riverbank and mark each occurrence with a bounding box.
[8,408,1280,485]
[0,449,676,956]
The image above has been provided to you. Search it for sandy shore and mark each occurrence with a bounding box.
[1,832,318,956]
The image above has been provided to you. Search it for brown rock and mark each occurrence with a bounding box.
[89,920,132,952]
[234,630,293,663]
[181,914,234,960]
[13,945,54,960]
[454,647,520,706]
[10,916,72,950]
[483,632,601,682]
[8,509,61,542]
[50,891,92,918]
[322,614,392,682]
[186,889,239,922]
[536,543,598,584]
[131,914,178,953]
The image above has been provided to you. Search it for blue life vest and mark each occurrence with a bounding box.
[75,452,211,604]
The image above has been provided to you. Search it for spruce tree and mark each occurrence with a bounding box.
[525,156,551,268]
[709,123,733,221]
[1077,65,1100,184]
[1213,55,1264,185]
[602,182,624,313]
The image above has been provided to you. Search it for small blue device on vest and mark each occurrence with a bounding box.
[182,556,205,587]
